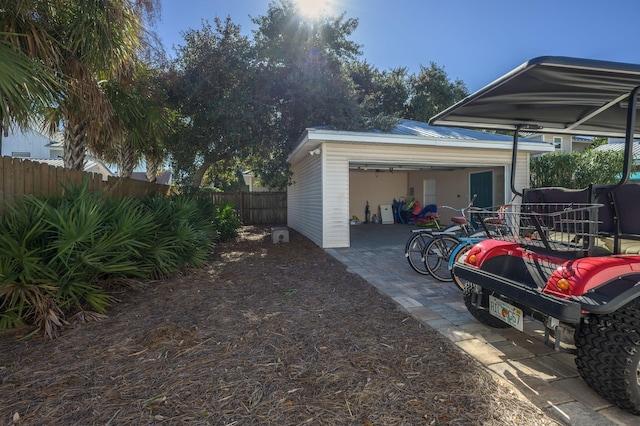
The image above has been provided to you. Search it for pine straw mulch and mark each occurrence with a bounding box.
[0,225,562,426]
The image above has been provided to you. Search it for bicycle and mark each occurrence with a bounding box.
[448,235,486,290]
[404,219,443,275]
[404,203,474,275]
[423,204,508,283]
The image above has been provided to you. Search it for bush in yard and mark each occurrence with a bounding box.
[141,194,224,275]
[0,184,155,337]
[0,182,239,338]
[198,198,242,241]
[530,149,624,188]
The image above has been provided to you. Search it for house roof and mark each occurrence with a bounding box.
[289,118,552,164]
[30,157,113,175]
[130,171,172,185]
[376,119,539,141]
[595,141,640,158]
[430,56,640,138]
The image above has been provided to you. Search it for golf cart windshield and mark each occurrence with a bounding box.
[429,56,640,193]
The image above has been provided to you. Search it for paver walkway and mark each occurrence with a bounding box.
[326,224,639,426]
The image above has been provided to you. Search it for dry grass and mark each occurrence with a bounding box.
[0,226,561,425]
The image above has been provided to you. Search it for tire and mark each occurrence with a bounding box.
[575,301,640,414]
[462,282,511,328]
[404,232,433,275]
[424,236,459,282]
[452,244,472,291]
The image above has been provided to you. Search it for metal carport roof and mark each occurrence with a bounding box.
[429,56,640,138]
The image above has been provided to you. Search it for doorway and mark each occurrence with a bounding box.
[470,171,493,208]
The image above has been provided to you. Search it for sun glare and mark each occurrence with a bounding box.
[295,0,334,17]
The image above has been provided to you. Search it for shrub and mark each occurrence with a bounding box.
[530,150,625,188]
[0,182,240,338]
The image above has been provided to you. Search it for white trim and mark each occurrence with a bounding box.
[289,128,554,165]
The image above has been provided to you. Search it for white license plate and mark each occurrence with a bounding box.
[489,295,523,331]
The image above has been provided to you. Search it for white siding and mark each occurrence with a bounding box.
[2,127,57,159]
[288,152,323,246]
[328,142,515,166]
[289,137,542,248]
[323,146,350,247]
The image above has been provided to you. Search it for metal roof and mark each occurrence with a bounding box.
[30,157,113,174]
[383,119,539,141]
[595,141,640,158]
[429,56,640,138]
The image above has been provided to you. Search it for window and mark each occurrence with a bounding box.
[50,149,64,158]
[553,136,562,150]
[11,151,31,158]
[423,179,436,205]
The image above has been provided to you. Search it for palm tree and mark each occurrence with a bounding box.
[45,0,152,170]
[0,38,59,136]
[2,0,161,170]
[97,61,169,178]
[0,1,60,149]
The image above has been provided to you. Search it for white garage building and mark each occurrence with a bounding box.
[287,119,554,248]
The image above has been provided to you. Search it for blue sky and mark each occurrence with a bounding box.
[155,0,640,92]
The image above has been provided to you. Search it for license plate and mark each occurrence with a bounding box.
[489,295,523,331]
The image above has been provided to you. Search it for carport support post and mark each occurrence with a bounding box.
[510,125,523,198]
[617,85,640,188]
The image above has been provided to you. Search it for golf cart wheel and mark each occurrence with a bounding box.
[463,282,511,328]
[575,301,640,414]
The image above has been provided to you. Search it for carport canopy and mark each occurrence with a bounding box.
[429,56,640,138]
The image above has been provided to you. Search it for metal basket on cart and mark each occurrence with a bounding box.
[480,203,601,254]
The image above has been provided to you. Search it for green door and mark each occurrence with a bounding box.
[470,171,493,208]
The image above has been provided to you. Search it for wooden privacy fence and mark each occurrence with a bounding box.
[0,156,171,214]
[208,191,287,225]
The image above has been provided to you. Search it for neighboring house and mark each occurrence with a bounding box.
[2,123,63,159]
[242,171,272,192]
[525,132,593,152]
[287,119,553,249]
[594,138,640,156]
[3,123,114,181]
[130,171,173,185]
[30,158,113,181]
[595,139,640,180]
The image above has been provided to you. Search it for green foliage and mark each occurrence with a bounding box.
[530,150,625,188]
[167,17,268,188]
[212,202,242,240]
[347,62,409,121]
[165,0,471,191]
[405,63,469,122]
[0,181,240,338]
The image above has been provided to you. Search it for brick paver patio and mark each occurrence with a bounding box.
[325,223,639,426]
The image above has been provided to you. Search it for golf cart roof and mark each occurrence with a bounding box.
[429,56,640,138]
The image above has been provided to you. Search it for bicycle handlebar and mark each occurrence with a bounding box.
[438,204,513,216]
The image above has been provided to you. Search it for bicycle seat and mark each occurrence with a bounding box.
[451,216,467,224]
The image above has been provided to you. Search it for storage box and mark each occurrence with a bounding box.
[271,227,289,244]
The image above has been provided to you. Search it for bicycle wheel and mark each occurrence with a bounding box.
[404,231,433,275]
[451,244,473,291]
[424,236,460,282]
